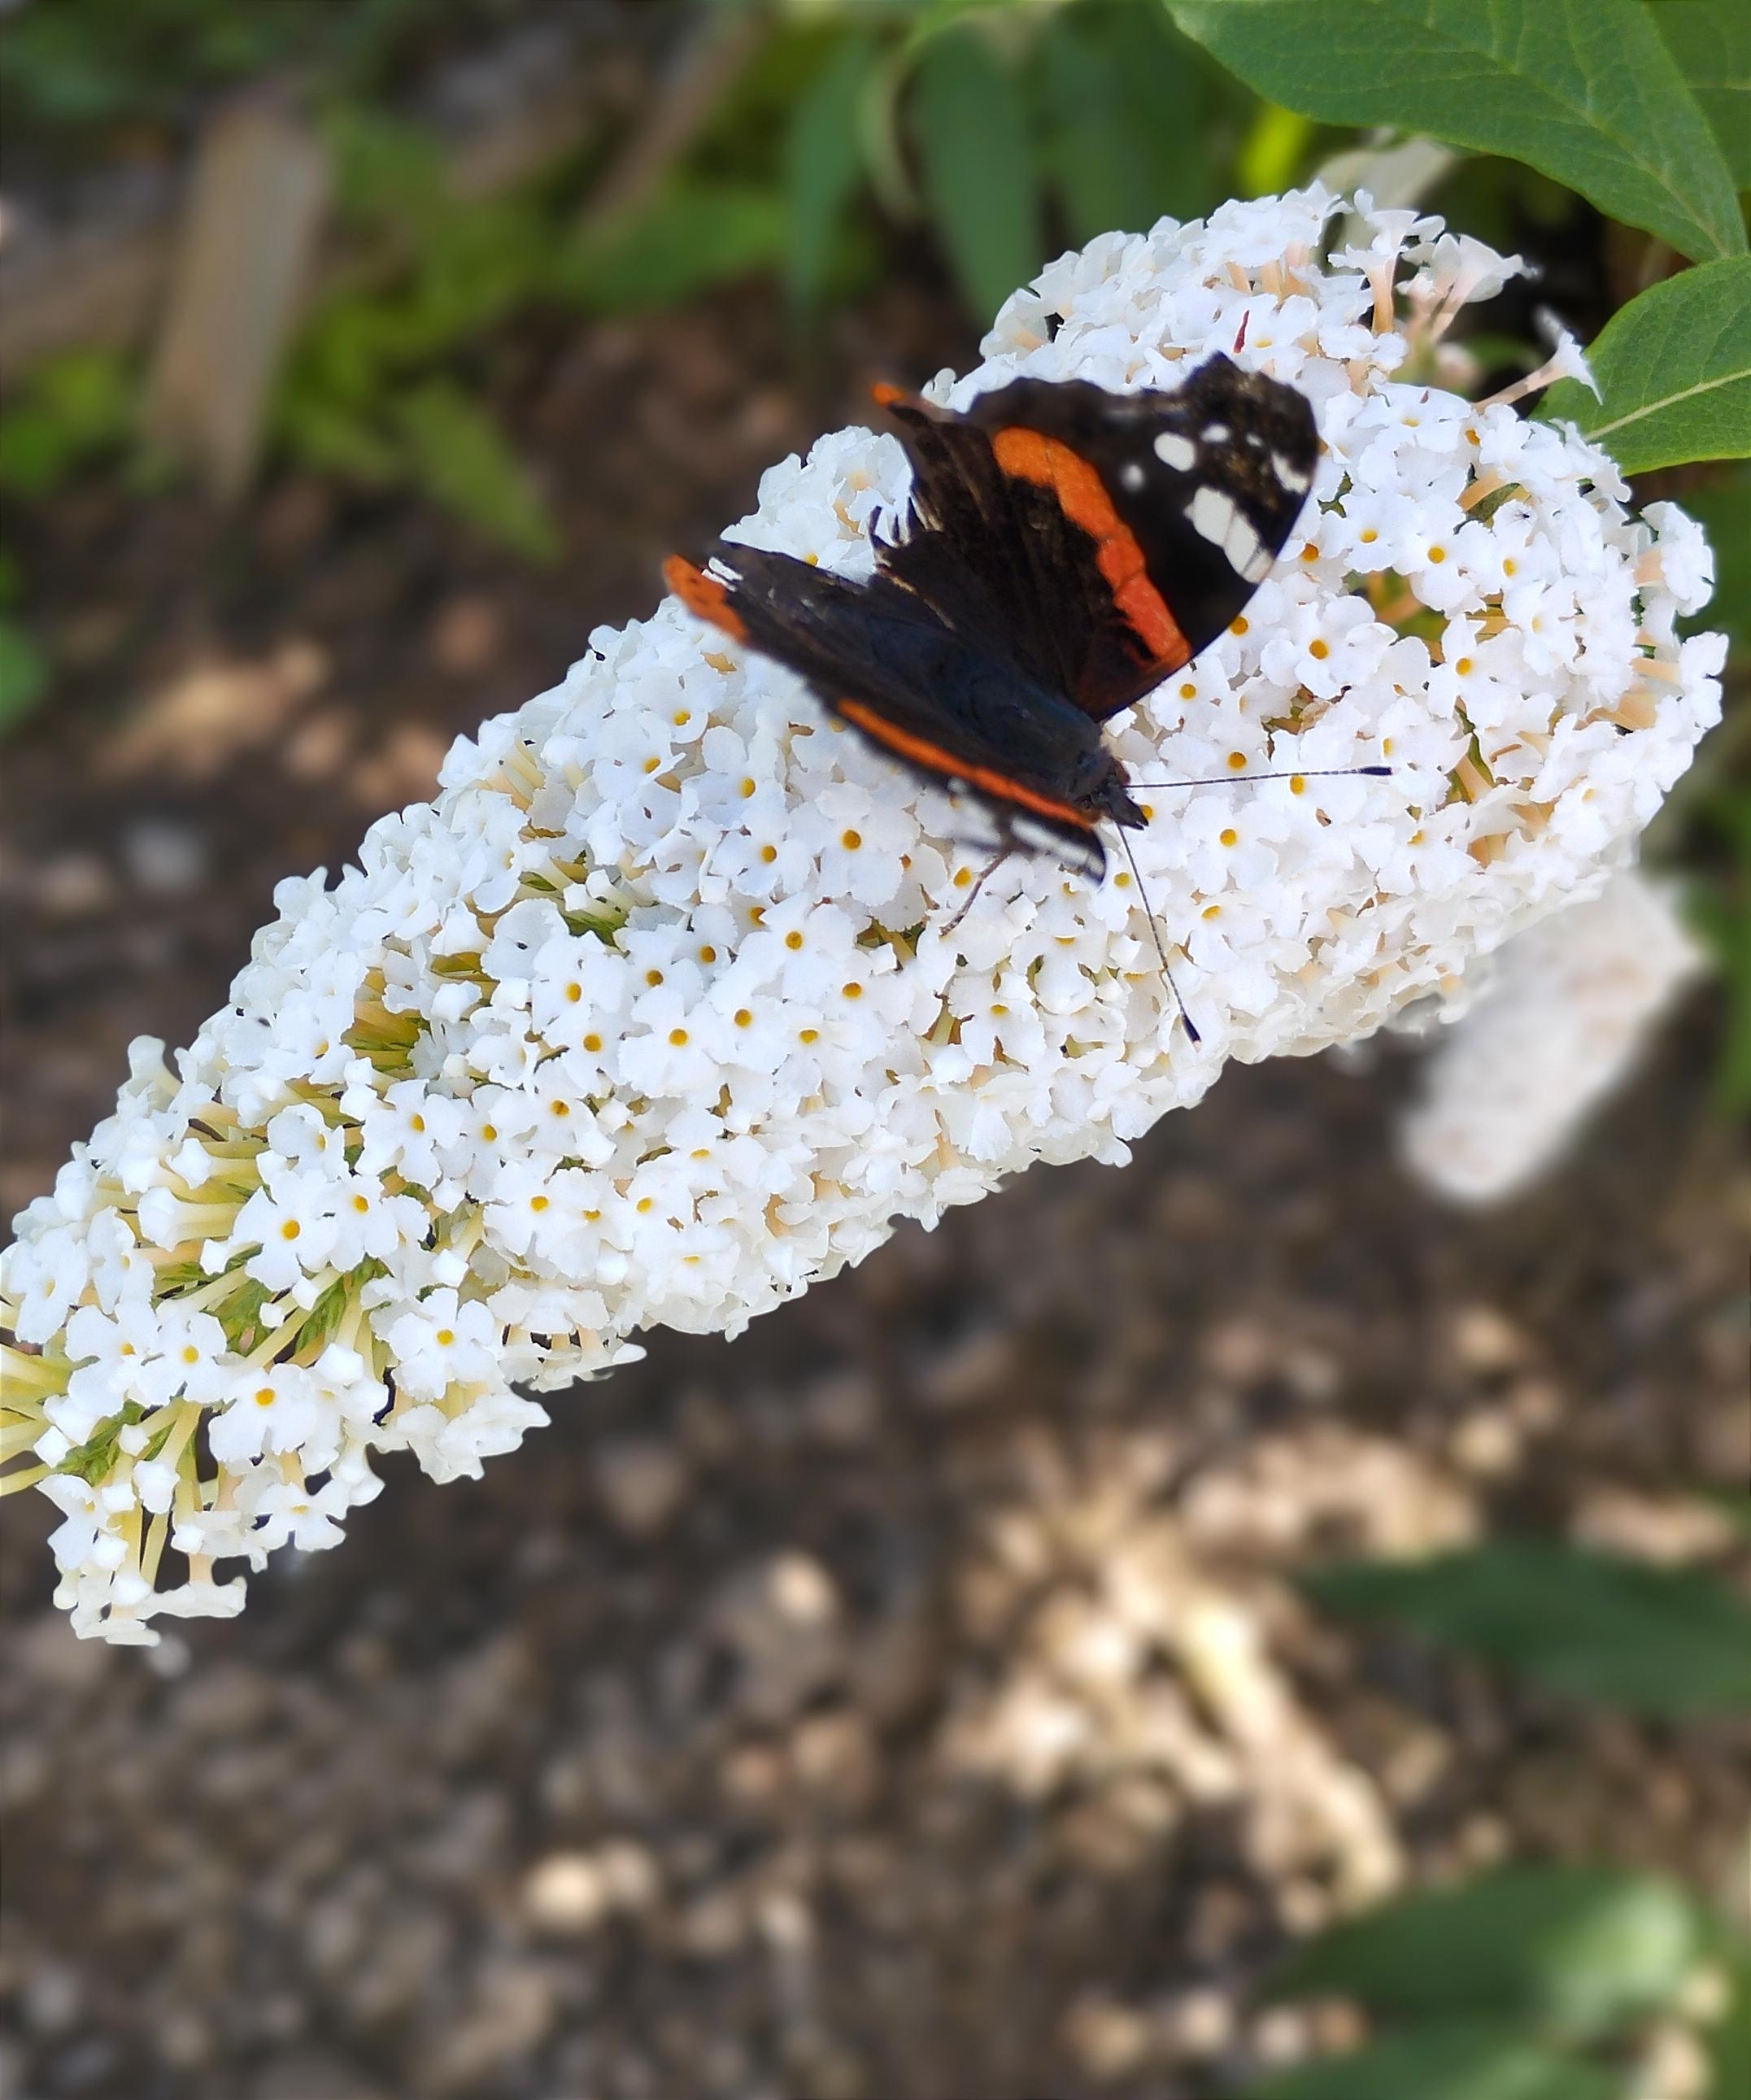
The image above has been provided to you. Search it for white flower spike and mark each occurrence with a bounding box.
[1402,869,1704,1204]
[1,188,1723,1641]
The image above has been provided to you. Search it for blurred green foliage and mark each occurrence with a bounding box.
[1274,1865,1710,2041]
[0,348,134,498]
[1277,1548,1751,2098]
[0,0,512,136]
[1254,1864,1714,2099]
[1306,1539,1751,1718]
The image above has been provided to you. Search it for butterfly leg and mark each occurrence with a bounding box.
[941,850,1012,937]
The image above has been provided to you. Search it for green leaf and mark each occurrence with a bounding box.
[1649,1,1751,191]
[325,106,448,231]
[785,31,879,314]
[1246,2022,1618,2100]
[0,349,135,497]
[1039,2,1223,241]
[216,1275,272,1355]
[54,1401,146,1488]
[274,390,404,484]
[1702,1479,1751,1540]
[1707,1948,1751,2100]
[1275,1864,1707,2041]
[910,23,1044,325]
[1307,1539,1751,1715]
[392,381,560,564]
[1544,259,1751,473]
[0,614,51,733]
[1165,0,1748,263]
[555,180,786,314]
[1237,102,1318,199]
[290,1258,385,1357]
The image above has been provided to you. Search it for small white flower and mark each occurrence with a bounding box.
[231,1169,341,1292]
[356,1076,466,1189]
[207,1364,322,1465]
[1640,501,1716,616]
[381,1287,502,1401]
[241,1473,355,1556]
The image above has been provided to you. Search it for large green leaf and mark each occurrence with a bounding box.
[1246,2023,1617,2100]
[1544,259,1751,473]
[910,24,1044,325]
[784,31,880,314]
[1649,1,1751,190]
[1165,0,1748,263]
[1307,1538,1751,1715]
[1274,1865,1706,2041]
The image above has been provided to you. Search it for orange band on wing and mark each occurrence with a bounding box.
[835,699,1096,833]
[664,555,749,643]
[990,427,1191,673]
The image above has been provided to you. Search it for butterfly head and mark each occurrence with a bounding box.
[1081,752,1148,833]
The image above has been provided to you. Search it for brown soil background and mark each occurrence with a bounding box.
[2,278,1747,2100]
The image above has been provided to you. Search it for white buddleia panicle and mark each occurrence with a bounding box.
[0,187,1723,1642]
[1401,869,1705,1205]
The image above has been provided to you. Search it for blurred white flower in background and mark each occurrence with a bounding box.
[0,185,1723,1641]
[1401,869,1704,1205]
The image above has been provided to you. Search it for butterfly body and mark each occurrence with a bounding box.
[666,354,1317,881]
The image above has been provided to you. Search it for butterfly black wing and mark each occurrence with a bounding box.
[962,357,1318,691]
[869,392,1142,719]
[664,547,1117,876]
[875,356,1316,723]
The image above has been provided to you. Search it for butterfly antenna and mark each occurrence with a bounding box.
[1130,765,1392,788]
[1117,826,1200,1045]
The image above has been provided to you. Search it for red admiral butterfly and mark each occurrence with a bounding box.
[665,354,1326,886]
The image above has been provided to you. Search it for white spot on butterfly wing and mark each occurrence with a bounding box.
[1204,422,1230,442]
[1273,452,1310,493]
[1011,815,1066,854]
[1189,485,1239,548]
[1189,486,1268,582]
[1231,518,1272,582]
[1153,432,1196,472]
[1122,463,1147,491]
[1009,813,1102,876]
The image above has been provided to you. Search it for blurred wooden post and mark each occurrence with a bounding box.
[145,95,330,500]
